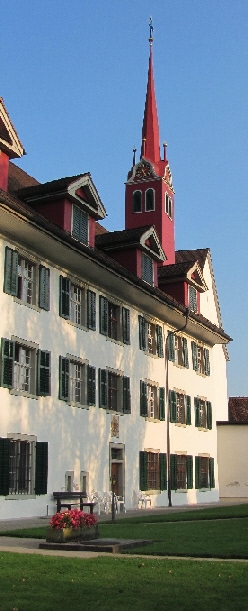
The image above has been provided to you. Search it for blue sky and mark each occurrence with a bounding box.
[1,0,248,397]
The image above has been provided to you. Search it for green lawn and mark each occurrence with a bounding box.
[1,552,248,611]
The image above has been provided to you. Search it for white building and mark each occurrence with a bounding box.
[0,37,231,519]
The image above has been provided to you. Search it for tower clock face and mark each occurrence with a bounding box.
[135,162,152,179]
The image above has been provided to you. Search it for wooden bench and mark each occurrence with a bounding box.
[53,492,96,514]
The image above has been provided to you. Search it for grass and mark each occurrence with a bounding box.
[1,552,248,611]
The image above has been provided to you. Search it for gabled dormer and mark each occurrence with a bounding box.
[0,98,25,191]
[18,173,106,248]
[158,259,208,314]
[96,225,166,287]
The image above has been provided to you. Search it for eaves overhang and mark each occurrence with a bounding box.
[0,193,231,347]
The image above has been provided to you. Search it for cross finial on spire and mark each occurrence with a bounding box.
[148,17,154,44]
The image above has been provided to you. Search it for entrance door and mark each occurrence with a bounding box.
[110,443,125,497]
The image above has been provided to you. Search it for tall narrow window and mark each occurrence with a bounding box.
[132,190,142,212]
[142,253,153,285]
[18,256,35,305]
[189,286,197,312]
[145,188,155,211]
[72,205,88,245]
[165,193,172,218]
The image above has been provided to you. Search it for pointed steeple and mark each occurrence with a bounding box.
[141,32,160,163]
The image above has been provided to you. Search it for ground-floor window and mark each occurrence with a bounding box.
[0,435,48,497]
[139,450,167,491]
[170,454,193,490]
[195,456,215,489]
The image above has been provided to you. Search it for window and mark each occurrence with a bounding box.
[139,316,164,357]
[0,435,48,497]
[191,342,210,375]
[139,451,167,491]
[60,276,96,330]
[1,338,51,397]
[98,369,131,414]
[133,190,142,213]
[189,286,197,312]
[194,398,212,429]
[195,456,215,489]
[99,296,130,344]
[72,205,88,245]
[4,247,50,310]
[142,253,153,285]
[170,454,193,490]
[59,356,96,407]
[169,390,191,425]
[165,193,172,218]
[140,381,165,421]
[145,188,155,211]
[167,332,189,367]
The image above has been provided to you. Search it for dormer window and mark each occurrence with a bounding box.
[165,193,172,218]
[189,286,197,312]
[133,190,142,213]
[142,253,153,285]
[72,205,88,245]
[145,189,155,212]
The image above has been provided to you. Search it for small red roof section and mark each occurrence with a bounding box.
[228,397,248,423]
[8,161,39,192]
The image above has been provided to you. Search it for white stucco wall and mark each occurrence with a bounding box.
[217,425,248,499]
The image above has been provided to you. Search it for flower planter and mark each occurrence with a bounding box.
[46,524,98,543]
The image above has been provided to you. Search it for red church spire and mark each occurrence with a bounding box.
[141,25,160,163]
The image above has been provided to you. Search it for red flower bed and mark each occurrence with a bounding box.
[50,509,97,530]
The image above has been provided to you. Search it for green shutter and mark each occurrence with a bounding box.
[99,296,108,335]
[35,441,48,495]
[0,438,10,495]
[159,387,165,421]
[207,401,212,430]
[195,456,201,489]
[167,332,175,362]
[98,368,108,408]
[39,265,50,311]
[191,341,198,371]
[123,376,131,414]
[209,457,215,488]
[59,276,70,319]
[87,290,96,330]
[156,325,164,358]
[1,338,14,389]
[142,254,153,285]
[169,390,177,423]
[204,349,210,376]
[159,453,167,490]
[4,247,18,296]
[183,338,189,368]
[186,395,191,425]
[72,205,81,240]
[170,454,177,490]
[122,308,130,344]
[72,206,88,244]
[87,365,96,405]
[139,451,148,490]
[186,455,193,489]
[37,350,51,396]
[138,315,147,350]
[59,356,69,401]
[140,381,148,417]
[195,397,200,427]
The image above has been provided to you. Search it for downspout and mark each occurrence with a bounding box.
[166,308,189,507]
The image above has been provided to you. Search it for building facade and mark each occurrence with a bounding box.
[0,35,231,519]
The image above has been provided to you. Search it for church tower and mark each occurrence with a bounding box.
[125,23,175,265]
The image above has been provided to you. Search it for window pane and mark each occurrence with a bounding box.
[108,373,118,411]
[70,284,81,325]
[9,440,32,495]
[69,363,82,403]
[14,346,31,392]
[18,257,34,304]
[147,452,159,489]
[177,455,186,489]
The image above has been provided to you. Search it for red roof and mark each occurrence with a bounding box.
[228,397,248,423]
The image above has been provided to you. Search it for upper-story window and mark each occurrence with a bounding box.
[167,332,189,368]
[1,337,51,397]
[169,390,191,425]
[189,286,197,312]
[145,188,155,212]
[165,193,172,218]
[140,381,165,421]
[139,316,164,357]
[4,247,50,311]
[72,205,88,245]
[60,276,96,330]
[142,253,153,285]
[132,190,142,213]
[98,369,131,414]
[191,342,210,376]
[59,356,96,407]
[99,296,130,344]
[194,398,212,429]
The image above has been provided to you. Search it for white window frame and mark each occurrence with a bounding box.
[132,190,142,213]
[145,188,155,212]
[165,193,172,218]
[11,336,39,399]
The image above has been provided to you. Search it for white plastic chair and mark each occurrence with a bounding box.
[133,490,151,509]
[115,495,126,513]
